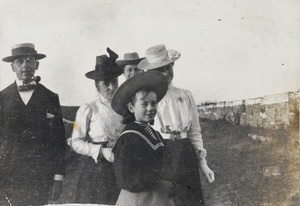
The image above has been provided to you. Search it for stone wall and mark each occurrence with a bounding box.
[198,91,300,129]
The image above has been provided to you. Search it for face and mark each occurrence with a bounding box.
[96,78,118,100]
[153,63,174,84]
[123,64,142,79]
[11,56,39,82]
[128,91,157,123]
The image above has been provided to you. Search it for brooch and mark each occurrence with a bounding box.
[176,97,184,103]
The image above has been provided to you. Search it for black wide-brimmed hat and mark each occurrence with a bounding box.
[2,43,46,62]
[85,47,123,80]
[111,71,168,115]
[116,52,145,66]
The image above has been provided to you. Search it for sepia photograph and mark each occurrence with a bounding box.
[0,0,299,205]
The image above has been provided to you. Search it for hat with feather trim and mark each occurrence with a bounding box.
[85,47,123,80]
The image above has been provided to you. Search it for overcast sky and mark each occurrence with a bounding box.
[0,0,299,106]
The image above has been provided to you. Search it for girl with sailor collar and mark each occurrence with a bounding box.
[112,71,174,206]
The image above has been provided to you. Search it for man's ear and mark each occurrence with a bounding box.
[36,61,39,70]
[11,63,15,72]
[127,102,134,113]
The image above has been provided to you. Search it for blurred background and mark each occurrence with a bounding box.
[1,0,299,106]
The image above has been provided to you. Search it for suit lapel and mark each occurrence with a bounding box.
[24,83,45,107]
[26,84,39,106]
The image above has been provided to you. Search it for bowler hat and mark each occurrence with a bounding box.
[111,71,168,115]
[2,43,46,62]
[116,52,145,66]
[138,44,181,70]
[85,47,123,80]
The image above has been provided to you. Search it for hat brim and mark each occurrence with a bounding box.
[116,57,145,67]
[85,69,123,80]
[2,54,46,62]
[111,71,168,115]
[137,56,179,70]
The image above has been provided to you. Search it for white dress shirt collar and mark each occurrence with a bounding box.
[16,79,36,105]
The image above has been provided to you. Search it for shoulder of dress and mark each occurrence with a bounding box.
[86,98,114,114]
[120,125,142,137]
[121,129,164,150]
[89,98,105,107]
[117,131,142,145]
[185,89,194,97]
[77,102,93,115]
[83,97,104,108]
[170,85,186,93]
[169,86,193,98]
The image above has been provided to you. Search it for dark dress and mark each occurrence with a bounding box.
[162,139,205,206]
[75,144,120,204]
[113,122,174,206]
[0,82,66,206]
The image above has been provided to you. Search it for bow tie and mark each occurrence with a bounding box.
[17,76,40,92]
[18,82,36,91]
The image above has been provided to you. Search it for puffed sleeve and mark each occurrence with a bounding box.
[186,90,207,158]
[67,104,101,162]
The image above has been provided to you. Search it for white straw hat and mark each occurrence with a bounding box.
[137,44,181,70]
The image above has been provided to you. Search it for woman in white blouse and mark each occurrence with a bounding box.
[138,44,215,206]
[67,48,124,204]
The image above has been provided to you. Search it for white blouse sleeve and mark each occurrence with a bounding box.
[67,104,101,163]
[186,90,207,158]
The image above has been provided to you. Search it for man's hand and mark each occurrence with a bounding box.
[49,180,63,203]
[199,159,215,183]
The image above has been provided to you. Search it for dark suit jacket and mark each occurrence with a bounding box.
[0,82,66,204]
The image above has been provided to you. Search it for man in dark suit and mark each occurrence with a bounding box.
[0,43,66,205]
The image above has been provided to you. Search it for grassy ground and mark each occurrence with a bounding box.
[200,120,299,206]
[56,107,300,205]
